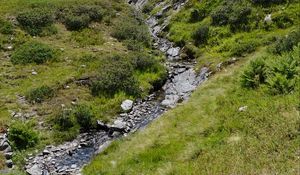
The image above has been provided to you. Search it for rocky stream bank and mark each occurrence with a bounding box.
[5,0,210,174]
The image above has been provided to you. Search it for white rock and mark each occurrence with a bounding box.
[264,14,272,23]
[167,47,180,57]
[31,71,38,75]
[121,100,133,111]
[238,106,248,112]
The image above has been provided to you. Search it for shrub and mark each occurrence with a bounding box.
[91,56,140,97]
[8,121,39,150]
[189,8,206,23]
[251,0,286,6]
[0,19,14,34]
[26,85,55,103]
[271,30,300,55]
[71,5,104,22]
[74,105,95,131]
[112,17,151,47]
[273,12,294,29]
[64,14,90,31]
[11,41,55,64]
[211,5,231,26]
[230,40,257,57]
[16,8,54,35]
[131,53,157,71]
[241,58,267,88]
[228,6,251,32]
[192,25,209,46]
[124,39,144,51]
[267,46,300,94]
[53,110,75,131]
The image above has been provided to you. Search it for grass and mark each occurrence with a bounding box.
[0,0,166,171]
[83,48,300,174]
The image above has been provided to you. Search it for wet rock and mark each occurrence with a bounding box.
[0,141,9,151]
[121,100,133,111]
[167,47,180,57]
[4,152,13,159]
[6,160,13,168]
[43,149,50,155]
[26,164,42,175]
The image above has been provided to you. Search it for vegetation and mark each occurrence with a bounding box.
[11,41,55,64]
[26,85,55,103]
[17,8,54,36]
[8,121,39,150]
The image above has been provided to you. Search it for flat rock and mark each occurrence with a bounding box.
[121,100,133,111]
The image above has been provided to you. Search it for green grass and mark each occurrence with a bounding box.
[0,0,166,171]
[83,49,300,174]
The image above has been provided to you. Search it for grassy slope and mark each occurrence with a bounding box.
[0,0,165,172]
[83,0,300,174]
[83,48,300,174]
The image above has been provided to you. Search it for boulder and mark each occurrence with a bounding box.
[121,100,133,111]
[6,159,13,168]
[26,164,43,175]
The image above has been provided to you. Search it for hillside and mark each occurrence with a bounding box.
[84,0,300,174]
[0,0,299,174]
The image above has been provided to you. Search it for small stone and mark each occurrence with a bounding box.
[6,159,13,168]
[31,71,38,75]
[71,101,76,105]
[264,14,272,23]
[238,106,248,112]
[65,85,70,89]
[71,164,77,169]
[0,141,9,151]
[43,149,50,155]
[6,45,13,50]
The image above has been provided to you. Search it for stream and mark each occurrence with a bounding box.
[24,0,209,174]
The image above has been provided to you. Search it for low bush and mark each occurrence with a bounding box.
[131,53,157,71]
[142,3,154,14]
[91,55,140,97]
[53,110,75,131]
[112,17,151,47]
[64,14,90,31]
[0,19,14,34]
[8,121,39,150]
[273,12,294,29]
[230,40,257,57]
[192,25,209,46]
[16,8,54,35]
[270,30,300,55]
[26,85,55,103]
[241,58,267,89]
[228,6,251,32]
[251,0,286,6]
[73,105,95,131]
[71,5,104,22]
[189,8,206,23]
[267,46,299,94]
[11,41,55,64]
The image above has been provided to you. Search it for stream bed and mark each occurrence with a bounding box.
[24,0,209,174]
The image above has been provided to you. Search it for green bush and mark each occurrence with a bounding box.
[71,5,104,22]
[26,85,55,103]
[112,17,151,47]
[273,12,294,29]
[8,121,39,150]
[16,8,54,35]
[189,8,206,23]
[11,41,55,64]
[0,19,14,34]
[91,55,140,97]
[74,105,95,131]
[64,14,90,31]
[142,3,154,14]
[267,46,299,94]
[192,25,209,46]
[131,53,157,71]
[124,39,144,51]
[230,40,257,57]
[271,30,300,55]
[241,58,267,88]
[251,0,286,6]
[53,110,75,131]
[211,2,251,32]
